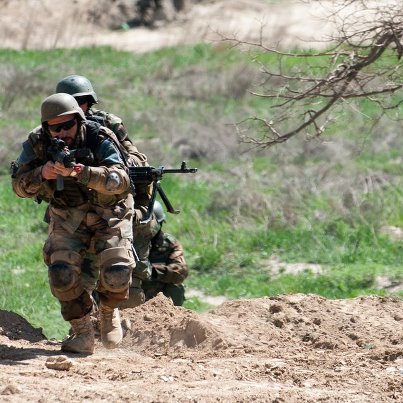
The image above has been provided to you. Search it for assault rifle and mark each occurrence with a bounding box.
[47,138,93,191]
[128,161,198,224]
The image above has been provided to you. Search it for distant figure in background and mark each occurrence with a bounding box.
[142,200,188,306]
[136,0,187,27]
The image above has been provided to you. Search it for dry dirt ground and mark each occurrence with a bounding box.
[1,1,403,402]
[1,293,402,402]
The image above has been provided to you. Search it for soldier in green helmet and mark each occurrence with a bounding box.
[11,93,137,354]
[141,200,189,306]
[55,75,152,308]
[55,75,145,166]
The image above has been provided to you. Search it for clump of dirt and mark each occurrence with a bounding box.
[119,293,224,354]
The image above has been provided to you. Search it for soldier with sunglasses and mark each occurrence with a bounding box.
[11,93,137,355]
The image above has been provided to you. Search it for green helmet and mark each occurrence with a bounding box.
[41,93,85,123]
[153,200,166,223]
[55,75,98,103]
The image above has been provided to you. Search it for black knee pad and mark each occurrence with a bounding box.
[102,265,131,292]
[48,250,82,301]
[98,247,134,293]
[49,262,75,290]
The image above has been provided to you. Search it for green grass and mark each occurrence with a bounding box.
[1,44,402,339]
[0,177,69,337]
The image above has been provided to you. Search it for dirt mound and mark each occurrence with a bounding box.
[120,293,220,354]
[0,310,45,343]
[208,294,403,351]
[0,294,402,401]
[119,293,403,358]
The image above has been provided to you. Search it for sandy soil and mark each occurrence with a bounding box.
[1,293,402,402]
[1,1,402,401]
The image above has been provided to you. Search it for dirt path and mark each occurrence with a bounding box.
[1,294,402,402]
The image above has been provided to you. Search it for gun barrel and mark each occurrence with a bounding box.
[161,168,198,174]
[128,164,198,183]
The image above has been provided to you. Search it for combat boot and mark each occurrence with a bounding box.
[99,304,123,349]
[61,313,95,354]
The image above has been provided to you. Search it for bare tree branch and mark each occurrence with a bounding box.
[230,0,403,147]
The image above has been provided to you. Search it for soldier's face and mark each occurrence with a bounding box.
[47,114,78,146]
[74,96,89,113]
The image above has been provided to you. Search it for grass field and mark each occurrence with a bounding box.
[1,44,402,339]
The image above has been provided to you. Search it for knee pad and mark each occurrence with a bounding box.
[98,247,132,293]
[48,250,83,301]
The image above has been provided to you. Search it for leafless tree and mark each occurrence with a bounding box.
[232,0,402,148]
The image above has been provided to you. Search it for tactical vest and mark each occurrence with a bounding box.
[29,121,127,207]
[28,120,104,162]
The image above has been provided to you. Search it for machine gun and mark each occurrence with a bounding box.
[128,161,197,224]
[47,138,93,191]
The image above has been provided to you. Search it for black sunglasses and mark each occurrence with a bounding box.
[75,96,89,105]
[48,119,77,133]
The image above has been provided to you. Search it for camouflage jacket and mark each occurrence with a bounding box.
[148,230,188,284]
[11,120,134,232]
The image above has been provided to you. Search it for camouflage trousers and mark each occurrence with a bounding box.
[90,216,159,310]
[43,201,136,321]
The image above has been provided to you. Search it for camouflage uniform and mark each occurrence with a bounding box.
[11,118,136,321]
[12,92,143,353]
[142,225,188,306]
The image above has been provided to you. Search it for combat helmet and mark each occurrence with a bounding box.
[56,75,98,104]
[41,93,85,123]
[153,200,166,223]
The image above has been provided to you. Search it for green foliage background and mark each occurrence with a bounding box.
[0,44,402,339]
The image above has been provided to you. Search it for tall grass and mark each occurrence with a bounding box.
[1,44,402,339]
